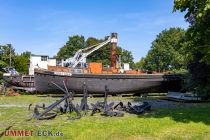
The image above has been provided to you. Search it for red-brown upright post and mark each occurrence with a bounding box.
[110,33,117,68]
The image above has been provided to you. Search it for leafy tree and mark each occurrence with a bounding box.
[0,44,15,67]
[174,0,210,96]
[134,57,146,70]
[57,35,85,59]
[0,44,15,79]
[173,0,210,25]
[21,51,31,59]
[57,35,134,68]
[13,55,28,73]
[86,37,111,65]
[0,43,31,74]
[86,37,134,67]
[0,44,31,74]
[117,47,134,69]
[13,51,31,74]
[136,28,186,71]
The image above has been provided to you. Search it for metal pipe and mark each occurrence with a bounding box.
[111,33,117,68]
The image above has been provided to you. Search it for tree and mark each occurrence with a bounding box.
[86,37,111,65]
[133,57,145,70]
[21,51,31,59]
[117,47,134,69]
[173,0,210,96]
[13,51,31,74]
[174,0,210,64]
[0,43,31,74]
[0,44,31,74]
[57,35,134,68]
[0,44,15,67]
[136,28,186,71]
[57,35,85,59]
[173,0,210,25]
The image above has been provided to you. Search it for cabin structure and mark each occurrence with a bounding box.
[29,55,57,75]
[28,54,87,75]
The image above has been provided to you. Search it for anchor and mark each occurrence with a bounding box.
[33,81,81,120]
[80,82,89,112]
[31,83,151,120]
[91,85,124,117]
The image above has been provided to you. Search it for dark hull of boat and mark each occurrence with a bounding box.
[3,75,35,87]
[34,70,182,94]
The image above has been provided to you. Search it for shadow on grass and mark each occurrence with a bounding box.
[131,96,165,102]
[132,96,210,125]
[139,106,210,125]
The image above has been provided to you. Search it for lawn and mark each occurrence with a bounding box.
[0,95,210,140]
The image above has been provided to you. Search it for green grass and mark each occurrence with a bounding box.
[0,95,210,140]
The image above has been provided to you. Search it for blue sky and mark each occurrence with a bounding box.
[0,0,188,62]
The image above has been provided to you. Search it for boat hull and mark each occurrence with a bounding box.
[34,70,181,94]
[3,74,35,87]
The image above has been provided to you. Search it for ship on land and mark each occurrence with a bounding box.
[34,33,183,95]
[2,67,34,88]
[35,69,182,94]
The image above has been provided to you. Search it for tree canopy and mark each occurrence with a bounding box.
[57,35,134,68]
[136,27,186,71]
[0,44,15,68]
[174,0,210,25]
[13,51,31,74]
[0,44,31,74]
[85,36,111,65]
[173,0,210,95]
[57,35,85,59]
